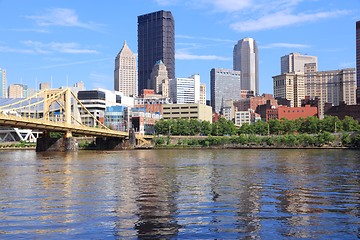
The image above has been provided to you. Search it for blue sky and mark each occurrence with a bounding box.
[0,0,359,99]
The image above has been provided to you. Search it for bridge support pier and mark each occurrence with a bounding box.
[36,132,78,152]
[95,137,131,150]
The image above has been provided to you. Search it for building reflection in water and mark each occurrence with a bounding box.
[129,150,180,239]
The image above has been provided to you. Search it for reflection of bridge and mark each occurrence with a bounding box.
[0,88,152,151]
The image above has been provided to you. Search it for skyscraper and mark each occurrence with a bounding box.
[8,84,24,98]
[200,83,206,105]
[137,10,175,95]
[281,52,318,74]
[114,41,138,97]
[0,68,6,98]
[150,60,169,97]
[233,38,259,96]
[170,74,200,104]
[356,21,360,103]
[210,68,241,114]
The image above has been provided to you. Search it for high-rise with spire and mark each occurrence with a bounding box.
[114,41,138,97]
[137,10,175,95]
[233,37,259,96]
[150,60,169,97]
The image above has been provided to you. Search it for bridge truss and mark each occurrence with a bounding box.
[0,88,129,138]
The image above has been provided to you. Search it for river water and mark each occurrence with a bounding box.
[0,149,359,239]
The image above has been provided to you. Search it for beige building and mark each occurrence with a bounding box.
[150,60,169,97]
[8,84,24,98]
[162,103,212,122]
[200,83,206,105]
[305,68,356,117]
[39,82,50,90]
[114,41,138,97]
[273,68,356,117]
[273,72,305,107]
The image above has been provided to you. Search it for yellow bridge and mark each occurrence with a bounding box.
[0,88,152,151]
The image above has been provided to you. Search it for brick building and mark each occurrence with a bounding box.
[266,105,318,121]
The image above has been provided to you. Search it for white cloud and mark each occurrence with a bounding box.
[176,34,234,43]
[26,58,112,70]
[176,50,230,61]
[154,0,351,32]
[0,45,35,54]
[154,0,179,5]
[260,42,311,49]
[230,10,349,32]
[25,8,102,30]
[22,41,98,54]
[207,0,252,12]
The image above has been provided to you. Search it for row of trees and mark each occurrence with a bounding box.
[154,132,360,148]
[154,116,360,136]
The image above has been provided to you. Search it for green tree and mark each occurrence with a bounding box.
[237,123,254,135]
[299,116,319,134]
[281,118,297,134]
[268,119,281,135]
[342,116,359,132]
[200,120,212,136]
[320,116,343,133]
[253,120,268,135]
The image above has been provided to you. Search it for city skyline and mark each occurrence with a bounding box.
[0,0,359,99]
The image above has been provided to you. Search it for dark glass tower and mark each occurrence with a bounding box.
[356,21,360,103]
[137,10,175,96]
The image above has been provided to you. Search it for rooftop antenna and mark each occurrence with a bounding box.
[51,75,53,89]
[66,75,69,88]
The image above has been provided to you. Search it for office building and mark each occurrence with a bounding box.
[233,94,277,112]
[266,105,318,121]
[39,82,50,90]
[8,84,24,98]
[233,37,259,95]
[234,109,260,126]
[306,68,356,117]
[162,103,212,122]
[0,68,6,98]
[150,60,169,97]
[200,83,206,105]
[273,68,356,117]
[137,10,175,95]
[281,52,318,74]
[210,68,241,114]
[273,72,305,107]
[356,21,360,103]
[170,74,200,104]
[114,41,138,97]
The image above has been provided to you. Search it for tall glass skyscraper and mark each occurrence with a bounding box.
[137,10,175,96]
[210,68,241,114]
[233,38,259,96]
[356,21,360,103]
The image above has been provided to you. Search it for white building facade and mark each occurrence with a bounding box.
[170,74,200,104]
[281,52,318,74]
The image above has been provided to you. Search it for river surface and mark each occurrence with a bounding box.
[0,149,360,239]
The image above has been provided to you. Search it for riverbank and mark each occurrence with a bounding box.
[153,132,360,149]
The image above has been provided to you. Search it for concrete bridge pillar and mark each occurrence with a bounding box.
[36,131,78,152]
[95,137,127,150]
